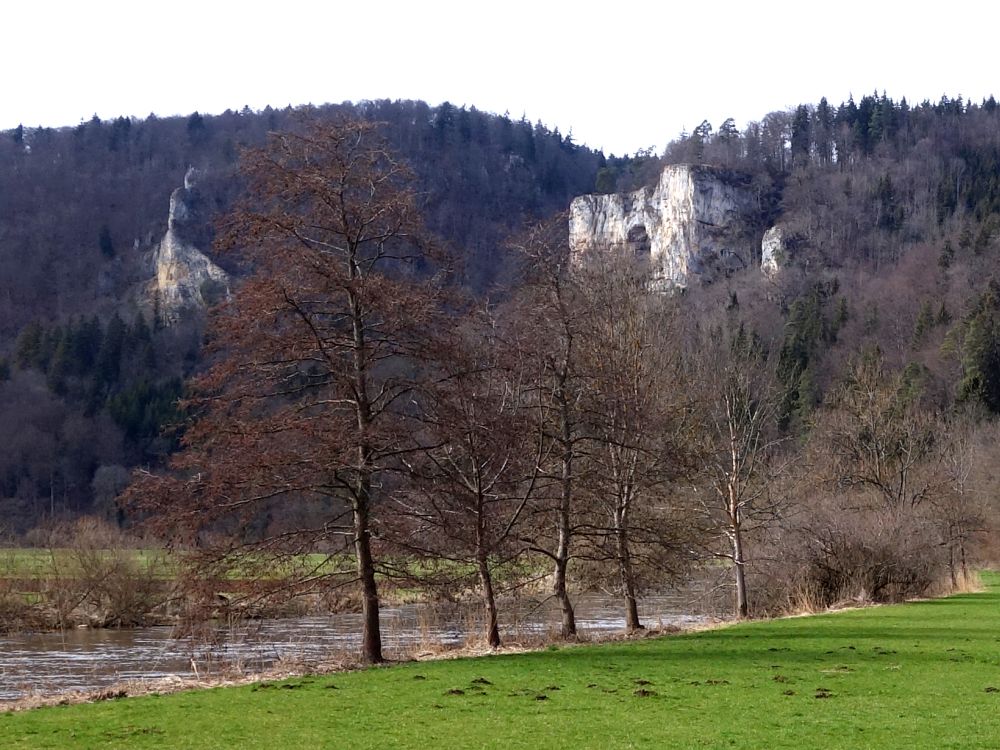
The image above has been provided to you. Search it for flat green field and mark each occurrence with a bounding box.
[0,549,354,581]
[0,549,481,583]
[3,575,1000,749]
[0,549,170,579]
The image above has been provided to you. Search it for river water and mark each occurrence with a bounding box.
[0,588,727,702]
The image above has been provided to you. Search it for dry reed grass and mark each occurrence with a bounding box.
[924,568,984,598]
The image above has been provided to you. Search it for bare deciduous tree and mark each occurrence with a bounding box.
[933,419,989,586]
[510,216,591,638]
[823,351,939,509]
[390,310,541,648]
[578,254,695,631]
[126,117,445,664]
[695,327,786,618]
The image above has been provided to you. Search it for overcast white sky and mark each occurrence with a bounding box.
[3,1,997,156]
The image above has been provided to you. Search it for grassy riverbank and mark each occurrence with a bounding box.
[3,574,999,749]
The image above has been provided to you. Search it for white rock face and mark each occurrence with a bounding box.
[760,226,785,277]
[149,168,228,325]
[569,165,754,288]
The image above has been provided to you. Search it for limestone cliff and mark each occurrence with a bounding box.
[147,168,229,325]
[569,165,755,288]
[760,226,786,277]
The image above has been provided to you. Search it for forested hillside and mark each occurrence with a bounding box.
[0,101,604,532]
[647,93,1000,424]
[5,91,1000,649]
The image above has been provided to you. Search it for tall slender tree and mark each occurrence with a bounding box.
[579,254,694,631]
[511,215,591,638]
[390,309,541,648]
[695,326,784,618]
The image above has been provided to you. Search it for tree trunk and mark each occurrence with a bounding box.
[477,553,501,649]
[732,524,749,619]
[353,494,383,664]
[948,539,958,589]
[349,277,382,664]
[553,410,576,637]
[616,518,642,632]
[553,556,575,638]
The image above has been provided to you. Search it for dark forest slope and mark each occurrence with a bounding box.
[0,102,605,531]
[5,92,1000,535]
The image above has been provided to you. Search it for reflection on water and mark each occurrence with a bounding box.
[0,586,727,701]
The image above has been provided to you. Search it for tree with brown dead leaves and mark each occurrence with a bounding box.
[126,117,447,664]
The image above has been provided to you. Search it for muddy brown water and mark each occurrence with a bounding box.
[0,587,728,701]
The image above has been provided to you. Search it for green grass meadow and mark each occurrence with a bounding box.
[0,549,170,579]
[4,574,1000,749]
[0,549,488,584]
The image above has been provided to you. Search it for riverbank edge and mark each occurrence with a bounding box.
[0,619,714,713]
[4,570,985,714]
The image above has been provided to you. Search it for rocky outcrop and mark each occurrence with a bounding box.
[569,165,755,288]
[761,226,786,277]
[147,168,228,325]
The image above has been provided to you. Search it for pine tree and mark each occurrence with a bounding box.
[814,97,834,165]
[93,313,125,392]
[957,282,1000,412]
[790,105,812,167]
[936,302,952,326]
[875,174,904,232]
[913,300,935,345]
[14,322,44,369]
[939,241,955,269]
[98,224,115,258]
